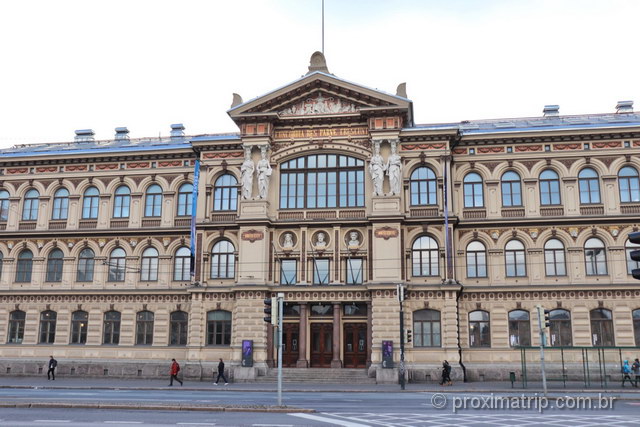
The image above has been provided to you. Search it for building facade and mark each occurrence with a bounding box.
[1,54,639,382]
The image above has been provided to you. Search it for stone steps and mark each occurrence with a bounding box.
[256,368,376,383]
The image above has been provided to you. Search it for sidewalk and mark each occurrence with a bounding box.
[2,376,640,395]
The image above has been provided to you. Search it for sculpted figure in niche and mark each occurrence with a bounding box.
[315,232,327,248]
[369,141,385,196]
[240,147,255,200]
[348,231,360,247]
[282,233,294,249]
[386,141,402,196]
[257,146,273,199]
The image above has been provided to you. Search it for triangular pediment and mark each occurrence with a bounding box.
[228,71,412,123]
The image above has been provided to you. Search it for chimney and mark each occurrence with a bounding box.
[616,100,634,114]
[114,127,130,141]
[75,129,95,142]
[170,123,185,139]
[543,105,560,117]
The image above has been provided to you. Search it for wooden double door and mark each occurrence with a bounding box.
[282,323,299,367]
[343,323,367,368]
[310,323,333,367]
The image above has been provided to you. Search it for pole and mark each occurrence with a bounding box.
[536,305,548,396]
[398,284,405,390]
[277,293,284,406]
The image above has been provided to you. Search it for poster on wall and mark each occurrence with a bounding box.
[241,340,253,367]
[382,340,393,368]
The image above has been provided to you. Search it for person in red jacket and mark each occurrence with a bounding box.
[169,358,183,386]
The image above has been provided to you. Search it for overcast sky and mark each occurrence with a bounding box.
[1,0,638,149]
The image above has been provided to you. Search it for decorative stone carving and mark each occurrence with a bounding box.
[369,141,385,196]
[278,92,359,116]
[347,230,361,251]
[386,140,402,196]
[313,231,328,249]
[241,229,264,243]
[256,146,272,200]
[374,227,398,240]
[281,232,295,251]
[240,146,255,200]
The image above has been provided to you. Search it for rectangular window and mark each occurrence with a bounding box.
[280,259,297,285]
[313,259,330,285]
[346,258,363,284]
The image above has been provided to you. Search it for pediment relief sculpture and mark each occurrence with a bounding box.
[278,93,360,116]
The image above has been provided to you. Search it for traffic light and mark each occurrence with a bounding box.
[543,309,551,328]
[630,231,640,280]
[405,329,412,344]
[264,298,274,324]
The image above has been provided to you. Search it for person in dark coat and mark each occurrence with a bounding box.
[622,360,636,387]
[440,360,452,386]
[169,358,183,386]
[47,356,57,381]
[214,358,228,385]
[632,358,640,387]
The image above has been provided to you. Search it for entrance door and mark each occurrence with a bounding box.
[282,323,299,367]
[343,323,367,368]
[310,323,333,367]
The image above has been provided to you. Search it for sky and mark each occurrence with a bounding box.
[0,0,639,148]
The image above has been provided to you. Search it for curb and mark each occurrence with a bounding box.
[0,402,315,413]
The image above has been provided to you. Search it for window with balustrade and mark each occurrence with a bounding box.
[211,240,235,279]
[213,174,238,211]
[463,173,484,208]
[466,241,487,278]
[412,236,439,277]
[82,187,99,219]
[16,250,33,283]
[410,166,437,206]
[113,186,131,218]
[174,246,191,281]
[0,190,9,221]
[46,249,64,282]
[22,189,39,220]
[52,188,69,220]
[144,184,163,217]
[544,239,566,276]
[619,166,640,203]
[578,168,601,204]
[177,183,193,216]
[539,169,561,205]
[76,248,95,282]
[108,248,126,282]
[584,238,607,276]
[505,240,526,277]
[140,247,159,281]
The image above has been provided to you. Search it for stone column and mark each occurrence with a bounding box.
[331,302,342,368]
[297,303,308,367]
[366,301,373,368]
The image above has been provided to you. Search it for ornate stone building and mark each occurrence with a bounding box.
[1,53,639,381]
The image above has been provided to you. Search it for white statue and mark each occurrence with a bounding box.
[240,146,255,200]
[315,232,327,248]
[369,141,385,196]
[257,146,272,199]
[282,233,294,249]
[386,140,402,196]
[348,231,360,247]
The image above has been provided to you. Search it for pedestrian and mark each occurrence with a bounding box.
[214,358,228,385]
[621,360,636,387]
[168,358,183,386]
[632,358,640,387]
[440,360,452,386]
[47,355,57,381]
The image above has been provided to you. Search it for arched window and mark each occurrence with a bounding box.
[280,154,365,209]
[501,171,522,207]
[103,311,121,345]
[169,311,188,346]
[410,167,437,206]
[108,248,126,282]
[136,311,154,345]
[7,310,26,343]
[52,188,69,220]
[619,166,640,203]
[463,173,484,208]
[413,309,441,347]
[46,248,64,282]
[0,189,9,221]
[549,309,572,347]
[412,236,439,277]
[39,310,57,344]
[213,174,238,211]
[140,247,159,281]
[15,250,33,283]
[578,168,601,204]
[590,308,614,347]
[76,248,95,282]
[508,310,531,347]
[505,240,526,277]
[144,184,163,217]
[633,309,640,347]
[70,310,88,344]
[539,170,561,205]
[174,246,191,281]
[544,239,566,276]
[469,310,490,347]
[113,186,131,218]
[584,238,607,276]
[176,182,193,216]
[626,238,640,275]
[22,189,39,220]
[211,240,235,279]
[207,310,232,346]
[466,241,487,278]
[82,186,99,219]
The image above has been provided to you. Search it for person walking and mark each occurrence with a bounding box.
[47,356,57,381]
[214,358,228,385]
[632,358,640,387]
[440,360,452,386]
[621,360,636,387]
[168,358,183,386]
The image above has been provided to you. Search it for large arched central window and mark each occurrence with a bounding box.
[412,236,439,277]
[410,167,437,206]
[279,154,364,209]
